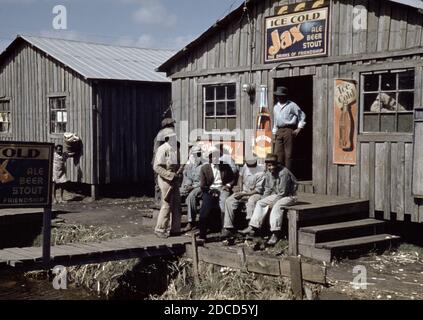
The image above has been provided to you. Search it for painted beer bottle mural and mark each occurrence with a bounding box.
[255,85,273,158]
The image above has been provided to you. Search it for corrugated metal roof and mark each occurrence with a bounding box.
[390,0,423,10]
[15,35,175,82]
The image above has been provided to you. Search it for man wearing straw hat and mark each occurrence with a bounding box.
[153,128,182,238]
[272,86,306,171]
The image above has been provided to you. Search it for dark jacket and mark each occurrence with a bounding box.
[200,163,237,192]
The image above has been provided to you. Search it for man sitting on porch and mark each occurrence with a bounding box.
[198,147,236,242]
[240,154,298,246]
[221,157,266,238]
[180,145,204,232]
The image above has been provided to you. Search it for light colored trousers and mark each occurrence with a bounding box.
[249,195,297,232]
[223,194,262,229]
[155,176,181,234]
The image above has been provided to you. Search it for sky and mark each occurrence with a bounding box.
[0,0,245,52]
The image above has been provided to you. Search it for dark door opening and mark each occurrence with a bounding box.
[274,76,313,181]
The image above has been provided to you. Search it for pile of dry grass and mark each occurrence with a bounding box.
[153,258,292,300]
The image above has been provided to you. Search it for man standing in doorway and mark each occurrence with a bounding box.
[272,86,306,171]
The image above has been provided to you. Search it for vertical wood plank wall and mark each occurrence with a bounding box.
[95,81,171,185]
[0,42,93,184]
[167,0,423,222]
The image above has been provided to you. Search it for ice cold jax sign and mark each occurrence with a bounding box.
[0,143,53,207]
[265,7,329,62]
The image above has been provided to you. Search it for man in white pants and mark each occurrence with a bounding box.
[221,157,266,237]
[240,154,297,246]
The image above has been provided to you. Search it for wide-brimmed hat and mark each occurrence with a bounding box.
[274,86,288,96]
[161,118,176,128]
[265,153,278,163]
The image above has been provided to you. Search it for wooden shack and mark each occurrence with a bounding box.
[0,35,174,197]
[158,0,423,224]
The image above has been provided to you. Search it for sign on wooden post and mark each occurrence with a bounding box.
[0,142,54,265]
[333,79,358,165]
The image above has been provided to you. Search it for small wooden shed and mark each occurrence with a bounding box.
[0,35,174,197]
[158,0,423,223]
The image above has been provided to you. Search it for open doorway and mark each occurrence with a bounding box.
[274,76,313,181]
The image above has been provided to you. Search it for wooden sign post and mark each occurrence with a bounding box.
[0,142,54,266]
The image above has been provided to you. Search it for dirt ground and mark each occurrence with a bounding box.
[43,191,423,300]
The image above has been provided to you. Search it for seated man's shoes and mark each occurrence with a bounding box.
[267,233,280,246]
[221,228,234,238]
[154,231,169,239]
[239,226,257,236]
[182,222,194,233]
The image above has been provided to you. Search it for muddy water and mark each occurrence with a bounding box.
[0,270,101,300]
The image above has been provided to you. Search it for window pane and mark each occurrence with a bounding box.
[205,118,215,131]
[381,114,395,132]
[381,73,397,91]
[398,113,413,133]
[364,114,379,132]
[227,101,236,116]
[364,93,379,112]
[398,92,414,111]
[380,92,397,112]
[216,118,226,130]
[364,74,379,92]
[227,85,236,100]
[216,86,225,100]
[399,70,414,90]
[216,102,226,116]
[205,102,214,116]
[227,118,237,131]
[205,87,214,101]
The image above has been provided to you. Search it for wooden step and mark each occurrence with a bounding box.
[299,219,386,245]
[315,234,400,250]
[299,234,400,262]
[299,219,386,246]
[300,219,386,234]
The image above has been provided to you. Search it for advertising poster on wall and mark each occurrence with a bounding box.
[265,4,329,63]
[333,79,358,165]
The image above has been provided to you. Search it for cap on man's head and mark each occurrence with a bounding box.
[161,127,177,140]
[265,153,278,164]
[246,158,258,166]
[274,86,288,96]
[161,118,176,128]
[191,145,202,154]
[207,146,220,156]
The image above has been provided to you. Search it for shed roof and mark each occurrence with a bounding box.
[157,0,423,73]
[0,35,175,83]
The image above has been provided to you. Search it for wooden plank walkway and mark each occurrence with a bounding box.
[0,235,191,269]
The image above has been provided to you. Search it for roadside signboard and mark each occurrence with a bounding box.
[0,142,54,208]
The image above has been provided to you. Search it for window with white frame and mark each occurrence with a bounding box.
[0,99,11,133]
[361,69,415,133]
[49,96,67,134]
[203,84,237,131]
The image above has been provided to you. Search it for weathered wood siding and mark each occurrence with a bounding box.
[169,0,423,76]
[94,81,171,185]
[166,0,423,222]
[0,42,93,184]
